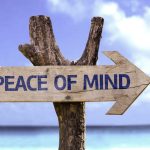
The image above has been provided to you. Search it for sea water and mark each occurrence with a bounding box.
[0,126,150,150]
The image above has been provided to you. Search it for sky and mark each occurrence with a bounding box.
[0,0,150,126]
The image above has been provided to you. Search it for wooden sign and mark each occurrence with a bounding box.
[0,51,149,115]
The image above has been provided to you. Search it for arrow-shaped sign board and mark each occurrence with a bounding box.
[0,51,149,115]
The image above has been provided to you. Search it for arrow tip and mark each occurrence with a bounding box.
[106,80,150,115]
[103,51,150,115]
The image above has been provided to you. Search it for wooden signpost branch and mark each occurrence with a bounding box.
[19,16,104,150]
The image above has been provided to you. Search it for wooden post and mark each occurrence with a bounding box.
[19,15,104,150]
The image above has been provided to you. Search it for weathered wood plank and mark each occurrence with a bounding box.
[0,51,149,114]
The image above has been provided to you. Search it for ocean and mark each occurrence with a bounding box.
[0,126,150,150]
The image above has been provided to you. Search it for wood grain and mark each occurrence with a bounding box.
[0,51,149,115]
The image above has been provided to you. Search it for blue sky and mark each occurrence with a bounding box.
[0,0,150,126]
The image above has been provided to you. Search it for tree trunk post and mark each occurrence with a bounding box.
[19,15,104,150]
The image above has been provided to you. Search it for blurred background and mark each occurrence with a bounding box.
[0,0,150,149]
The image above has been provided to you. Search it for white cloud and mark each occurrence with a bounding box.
[93,1,150,52]
[47,0,88,21]
[47,0,150,54]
